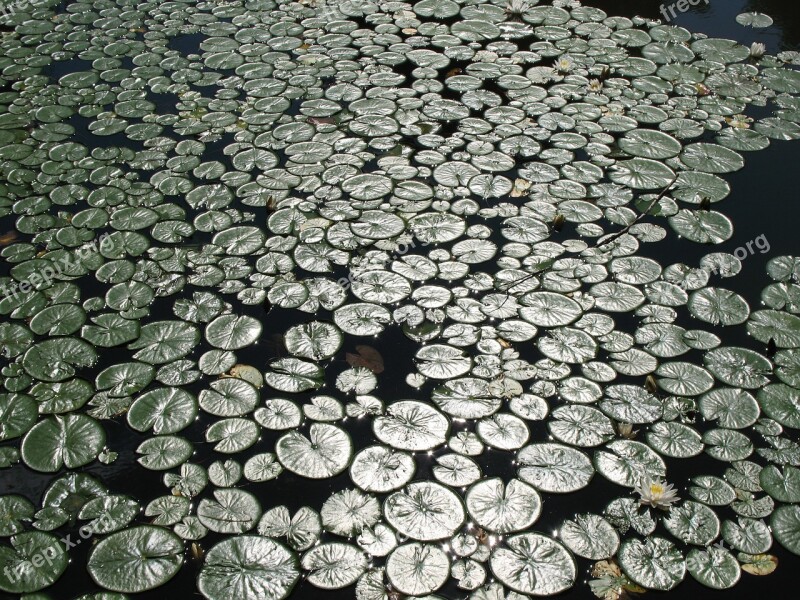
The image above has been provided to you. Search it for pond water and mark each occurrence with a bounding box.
[1,0,800,599]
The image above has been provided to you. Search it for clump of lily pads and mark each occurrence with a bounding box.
[1,0,800,598]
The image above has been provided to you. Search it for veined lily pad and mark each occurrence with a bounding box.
[760,465,800,502]
[384,482,465,541]
[350,446,415,493]
[21,414,105,472]
[127,388,197,434]
[205,314,262,350]
[663,501,720,546]
[517,443,594,493]
[618,537,685,591]
[465,478,541,534]
[87,526,183,593]
[302,543,367,589]
[198,489,260,534]
[22,338,97,382]
[276,424,352,479]
[0,531,68,593]
[686,546,741,589]
[198,536,299,600]
[490,533,576,595]
[386,543,449,596]
[772,505,800,555]
[374,401,449,451]
[721,518,773,554]
[559,513,620,560]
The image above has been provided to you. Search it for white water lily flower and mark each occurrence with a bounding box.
[554,55,576,73]
[587,79,603,93]
[727,114,753,129]
[750,42,767,58]
[635,473,680,509]
[505,0,531,17]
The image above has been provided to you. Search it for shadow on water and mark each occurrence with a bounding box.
[3,1,800,599]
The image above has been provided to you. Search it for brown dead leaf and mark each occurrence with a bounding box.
[0,231,19,246]
[191,542,204,561]
[308,117,336,126]
[346,344,384,374]
[592,560,622,579]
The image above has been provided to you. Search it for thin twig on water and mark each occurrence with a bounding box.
[497,177,678,293]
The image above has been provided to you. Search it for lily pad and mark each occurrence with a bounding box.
[87,526,183,593]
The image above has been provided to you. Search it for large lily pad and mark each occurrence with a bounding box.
[87,526,183,593]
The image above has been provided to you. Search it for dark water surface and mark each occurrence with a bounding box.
[1,0,800,599]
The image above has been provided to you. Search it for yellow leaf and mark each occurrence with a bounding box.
[741,554,778,576]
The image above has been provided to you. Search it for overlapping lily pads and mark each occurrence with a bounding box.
[0,1,799,598]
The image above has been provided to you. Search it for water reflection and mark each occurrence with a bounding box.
[748,0,800,47]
